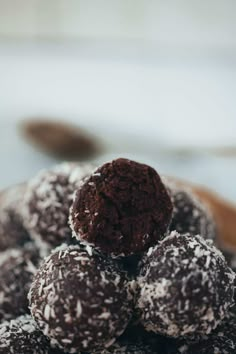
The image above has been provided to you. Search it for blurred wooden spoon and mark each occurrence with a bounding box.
[193,186,236,251]
[20,119,102,161]
[169,176,236,251]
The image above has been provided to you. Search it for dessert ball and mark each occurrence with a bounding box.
[0,315,58,354]
[29,245,133,353]
[137,231,235,338]
[165,180,216,240]
[177,310,236,353]
[22,163,94,255]
[0,243,39,321]
[0,184,31,252]
[70,158,173,256]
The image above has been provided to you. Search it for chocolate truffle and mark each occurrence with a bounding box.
[136,231,235,338]
[165,180,216,240]
[0,184,31,252]
[0,315,56,354]
[177,310,236,353]
[0,243,39,321]
[22,163,94,255]
[29,245,133,353]
[70,158,173,256]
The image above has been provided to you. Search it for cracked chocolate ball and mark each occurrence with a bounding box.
[0,315,58,354]
[70,158,173,256]
[29,245,133,353]
[165,179,216,240]
[0,184,32,252]
[22,163,94,255]
[0,243,40,321]
[136,231,235,338]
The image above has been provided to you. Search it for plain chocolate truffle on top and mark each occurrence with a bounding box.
[70,158,173,257]
[22,163,94,255]
[29,245,134,353]
[136,231,235,338]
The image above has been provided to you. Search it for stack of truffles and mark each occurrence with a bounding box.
[0,158,235,354]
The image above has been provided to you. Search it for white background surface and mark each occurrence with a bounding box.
[0,0,235,49]
[0,41,236,202]
[0,1,235,201]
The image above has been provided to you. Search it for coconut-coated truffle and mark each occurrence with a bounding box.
[29,245,133,353]
[70,158,173,256]
[136,231,235,338]
[177,310,236,353]
[0,315,59,354]
[22,163,94,255]
[165,180,216,240]
[0,243,40,321]
[0,184,31,252]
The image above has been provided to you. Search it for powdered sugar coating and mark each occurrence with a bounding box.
[29,245,133,353]
[0,184,31,252]
[0,315,56,354]
[137,231,235,338]
[0,243,40,322]
[164,179,216,240]
[22,163,95,255]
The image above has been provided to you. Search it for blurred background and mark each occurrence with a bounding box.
[0,0,235,201]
